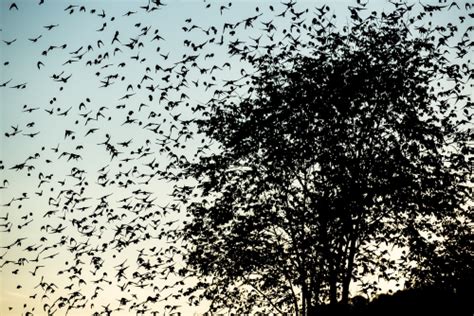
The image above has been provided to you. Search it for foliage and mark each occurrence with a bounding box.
[178,1,472,314]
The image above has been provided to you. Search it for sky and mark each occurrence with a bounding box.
[0,0,471,315]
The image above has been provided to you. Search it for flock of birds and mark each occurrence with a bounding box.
[0,0,472,315]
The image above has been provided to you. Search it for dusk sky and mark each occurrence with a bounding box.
[0,0,471,315]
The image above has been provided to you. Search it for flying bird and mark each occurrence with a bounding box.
[3,38,17,45]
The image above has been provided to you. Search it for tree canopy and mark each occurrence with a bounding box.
[179,2,472,314]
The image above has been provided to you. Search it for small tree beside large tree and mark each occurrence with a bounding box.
[177,2,472,314]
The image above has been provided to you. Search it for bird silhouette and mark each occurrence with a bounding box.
[3,38,17,45]
[43,24,59,30]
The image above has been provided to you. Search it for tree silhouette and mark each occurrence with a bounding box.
[179,2,471,315]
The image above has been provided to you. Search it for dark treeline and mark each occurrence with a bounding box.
[317,281,472,316]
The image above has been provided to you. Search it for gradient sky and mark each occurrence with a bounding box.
[0,0,470,315]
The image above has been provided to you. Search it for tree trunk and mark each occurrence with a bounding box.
[329,263,338,304]
[306,277,312,315]
[310,266,320,308]
[301,277,307,316]
[341,236,357,304]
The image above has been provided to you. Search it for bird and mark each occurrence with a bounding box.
[0,79,12,87]
[43,24,59,30]
[28,35,42,42]
[3,38,17,45]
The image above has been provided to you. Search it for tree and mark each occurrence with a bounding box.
[178,2,472,315]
